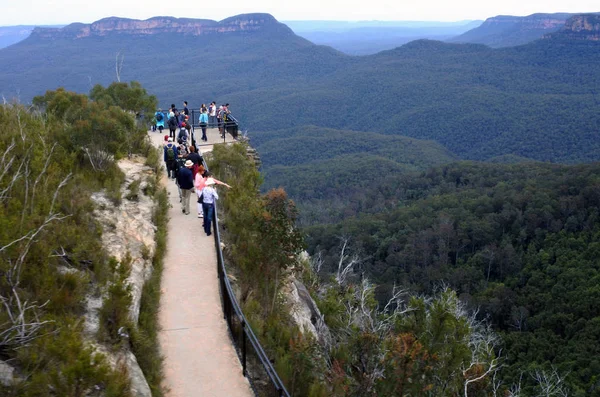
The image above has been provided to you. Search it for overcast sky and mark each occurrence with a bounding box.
[1,0,598,26]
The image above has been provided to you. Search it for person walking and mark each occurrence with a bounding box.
[163,138,178,179]
[177,160,195,215]
[199,108,209,142]
[201,178,219,235]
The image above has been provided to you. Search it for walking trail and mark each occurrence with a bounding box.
[153,128,252,397]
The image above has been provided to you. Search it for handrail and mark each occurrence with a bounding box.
[202,152,291,397]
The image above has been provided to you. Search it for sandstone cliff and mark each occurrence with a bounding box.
[30,13,291,40]
[544,14,600,41]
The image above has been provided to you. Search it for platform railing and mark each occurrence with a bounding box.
[191,109,240,147]
[202,158,290,397]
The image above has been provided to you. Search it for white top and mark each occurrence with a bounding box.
[201,186,219,204]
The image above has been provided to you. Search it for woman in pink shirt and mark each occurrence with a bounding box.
[195,171,231,218]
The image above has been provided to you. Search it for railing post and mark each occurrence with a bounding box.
[241,320,247,376]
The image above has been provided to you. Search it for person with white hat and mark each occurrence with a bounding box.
[201,177,219,236]
[177,159,195,215]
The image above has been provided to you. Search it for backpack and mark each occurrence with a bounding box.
[166,145,175,161]
[168,116,177,128]
[156,112,163,122]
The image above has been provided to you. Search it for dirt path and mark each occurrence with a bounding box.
[153,130,252,397]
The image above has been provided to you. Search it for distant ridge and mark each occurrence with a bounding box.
[30,13,291,39]
[450,12,575,47]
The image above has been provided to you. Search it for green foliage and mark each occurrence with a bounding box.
[125,178,142,201]
[99,255,133,345]
[0,84,155,395]
[89,81,157,118]
[307,161,600,394]
[13,323,131,397]
[209,143,326,393]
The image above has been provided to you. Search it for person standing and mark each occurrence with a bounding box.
[209,102,216,127]
[183,101,189,117]
[167,107,177,139]
[177,160,195,215]
[154,109,165,133]
[201,178,219,235]
[199,108,208,142]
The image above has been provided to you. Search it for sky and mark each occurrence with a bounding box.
[1,0,598,26]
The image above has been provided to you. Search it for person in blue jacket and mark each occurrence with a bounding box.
[199,108,209,141]
[155,109,165,133]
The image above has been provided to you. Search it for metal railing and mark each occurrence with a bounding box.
[191,109,240,147]
[202,156,290,396]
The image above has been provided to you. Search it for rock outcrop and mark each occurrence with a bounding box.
[284,276,330,345]
[544,14,600,41]
[87,155,157,397]
[30,13,291,40]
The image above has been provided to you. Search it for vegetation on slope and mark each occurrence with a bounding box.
[0,82,161,395]
[208,143,506,396]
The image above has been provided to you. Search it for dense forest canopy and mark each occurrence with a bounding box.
[306,161,600,395]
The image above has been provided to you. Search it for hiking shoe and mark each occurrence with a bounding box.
[198,214,203,218]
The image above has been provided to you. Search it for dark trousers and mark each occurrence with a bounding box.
[166,160,176,178]
[202,203,214,235]
[201,126,207,141]
[169,127,176,139]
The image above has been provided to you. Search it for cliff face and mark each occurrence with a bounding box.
[545,14,600,41]
[30,13,288,39]
[481,13,571,31]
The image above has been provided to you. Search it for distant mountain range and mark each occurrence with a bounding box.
[449,12,595,47]
[1,13,599,166]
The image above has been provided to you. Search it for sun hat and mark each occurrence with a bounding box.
[185,160,194,168]
[205,178,215,186]
[167,137,173,142]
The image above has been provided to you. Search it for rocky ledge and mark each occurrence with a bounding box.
[30,13,290,39]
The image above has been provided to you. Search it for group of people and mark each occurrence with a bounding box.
[152,101,233,143]
[162,130,231,236]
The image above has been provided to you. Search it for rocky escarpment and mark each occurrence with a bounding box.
[451,12,575,47]
[544,14,600,41]
[481,13,572,31]
[30,13,291,40]
[86,155,158,397]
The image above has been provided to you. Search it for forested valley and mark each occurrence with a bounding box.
[305,161,600,395]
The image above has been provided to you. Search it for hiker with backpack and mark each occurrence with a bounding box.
[178,122,189,144]
[155,109,165,133]
[177,160,195,215]
[163,137,178,179]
